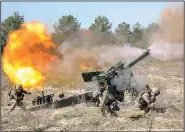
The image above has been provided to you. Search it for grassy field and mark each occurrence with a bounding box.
[1,58,184,131]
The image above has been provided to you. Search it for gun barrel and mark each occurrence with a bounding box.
[125,49,150,68]
[105,61,124,78]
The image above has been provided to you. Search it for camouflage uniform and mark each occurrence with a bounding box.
[136,85,160,114]
[9,84,31,111]
[93,86,120,117]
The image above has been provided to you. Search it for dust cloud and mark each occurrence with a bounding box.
[149,4,184,61]
[47,4,184,86]
[48,41,145,86]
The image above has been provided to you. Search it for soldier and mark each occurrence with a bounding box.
[136,85,160,114]
[93,82,120,117]
[8,84,31,111]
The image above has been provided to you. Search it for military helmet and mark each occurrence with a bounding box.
[15,84,23,91]
[152,87,160,96]
[99,82,105,89]
[99,82,105,86]
[142,84,151,93]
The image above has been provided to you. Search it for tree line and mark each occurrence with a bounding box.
[1,11,159,53]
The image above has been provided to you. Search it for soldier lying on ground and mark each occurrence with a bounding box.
[8,84,31,111]
[93,82,120,117]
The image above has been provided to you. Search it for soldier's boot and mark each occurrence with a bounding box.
[111,112,118,117]
[144,107,151,116]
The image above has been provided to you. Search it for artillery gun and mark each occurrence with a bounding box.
[82,49,150,104]
[28,49,150,111]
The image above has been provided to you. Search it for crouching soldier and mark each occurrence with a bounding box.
[136,85,160,114]
[93,82,120,117]
[8,84,31,111]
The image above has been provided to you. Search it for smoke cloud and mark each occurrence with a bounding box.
[150,42,183,61]
[109,68,146,92]
[46,4,184,86]
[149,3,184,61]
[47,41,145,85]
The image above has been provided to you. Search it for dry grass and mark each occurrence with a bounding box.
[1,59,184,131]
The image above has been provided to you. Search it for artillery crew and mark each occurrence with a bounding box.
[135,84,160,114]
[7,82,160,119]
[9,84,31,111]
[92,80,161,117]
[93,82,120,117]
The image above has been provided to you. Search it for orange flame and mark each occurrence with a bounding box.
[80,62,102,71]
[2,21,57,90]
[81,63,92,71]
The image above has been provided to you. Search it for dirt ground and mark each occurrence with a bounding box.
[1,58,184,131]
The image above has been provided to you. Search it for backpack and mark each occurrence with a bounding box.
[138,92,151,105]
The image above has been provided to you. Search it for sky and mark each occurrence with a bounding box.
[1,2,180,31]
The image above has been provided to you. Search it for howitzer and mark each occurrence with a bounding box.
[82,49,150,102]
[82,49,150,85]
[27,49,150,111]
[105,49,150,80]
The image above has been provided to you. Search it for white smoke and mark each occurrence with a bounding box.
[57,42,147,74]
[110,69,147,92]
[130,75,147,93]
[97,44,145,66]
[149,43,184,61]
